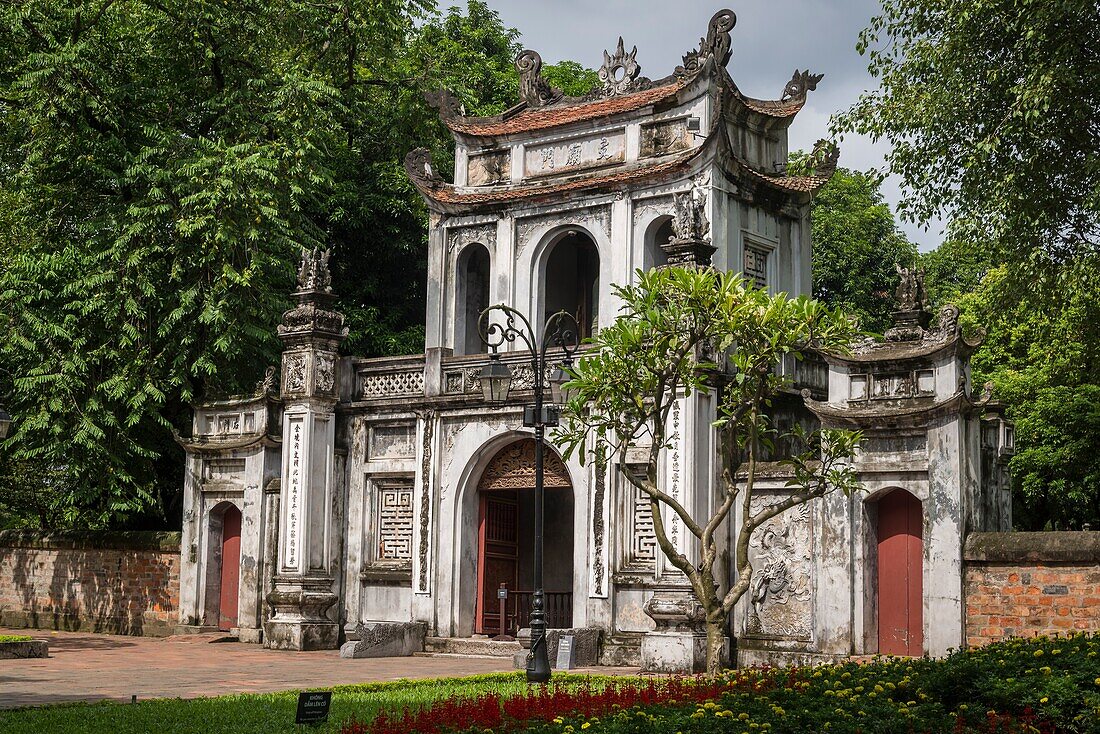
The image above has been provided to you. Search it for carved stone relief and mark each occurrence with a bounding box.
[467,150,511,187]
[744,497,813,640]
[418,411,435,592]
[447,223,496,253]
[632,196,675,226]
[283,354,307,394]
[516,205,612,249]
[479,439,571,491]
[639,119,691,158]
[315,354,335,393]
[368,423,415,460]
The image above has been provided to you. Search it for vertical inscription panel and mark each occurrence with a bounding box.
[283,416,305,572]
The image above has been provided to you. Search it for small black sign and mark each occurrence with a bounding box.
[296,691,332,725]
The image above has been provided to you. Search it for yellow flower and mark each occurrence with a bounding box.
[553,718,564,725]
[704,701,717,710]
[738,712,750,721]
[1034,649,1044,657]
[1095,677,1100,686]
[1040,697,1049,704]
[581,724,590,730]
[1040,666,1052,674]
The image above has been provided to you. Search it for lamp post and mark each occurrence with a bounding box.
[478,304,580,684]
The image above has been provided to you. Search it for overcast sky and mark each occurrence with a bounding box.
[461,0,944,251]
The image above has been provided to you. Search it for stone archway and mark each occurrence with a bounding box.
[474,439,574,635]
[875,488,923,656]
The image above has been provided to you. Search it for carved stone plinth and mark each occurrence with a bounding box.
[264,575,339,651]
[660,238,717,269]
[640,588,727,673]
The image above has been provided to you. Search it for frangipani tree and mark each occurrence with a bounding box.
[557,267,863,674]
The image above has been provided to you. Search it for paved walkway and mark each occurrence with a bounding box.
[0,628,628,709]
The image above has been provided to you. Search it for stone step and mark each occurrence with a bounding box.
[422,636,522,658]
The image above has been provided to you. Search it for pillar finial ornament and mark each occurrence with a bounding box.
[884,263,933,341]
[662,183,716,268]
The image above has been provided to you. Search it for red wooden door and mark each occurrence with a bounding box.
[218,506,242,631]
[476,491,518,634]
[877,490,923,656]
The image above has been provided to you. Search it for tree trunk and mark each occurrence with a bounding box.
[705,617,726,675]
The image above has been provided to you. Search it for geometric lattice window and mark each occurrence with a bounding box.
[375,481,414,563]
[629,485,657,568]
[620,468,657,572]
[744,244,770,289]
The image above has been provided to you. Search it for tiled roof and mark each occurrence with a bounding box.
[735,94,805,118]
[741,165,830,193]
[443,71,806,138]
[445,81,689,137]
[424,149,701,206]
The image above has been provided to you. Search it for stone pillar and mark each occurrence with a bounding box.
[641,585,712,673]
[264,248,348,651]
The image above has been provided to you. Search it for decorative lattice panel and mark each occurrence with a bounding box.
[377,484,414,561]
[629,485,657,569]
[479,439,571,491]
[744,244,769,289]
[360,370,424,399]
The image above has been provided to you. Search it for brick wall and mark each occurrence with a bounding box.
[0,530,181,637]
[964,531,1100,648]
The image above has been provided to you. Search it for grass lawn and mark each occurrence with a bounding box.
[0,673,615,734]
[3,634,1098,733]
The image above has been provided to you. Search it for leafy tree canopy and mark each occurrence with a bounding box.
[951,258,1100,529]
[559,267,862,674]
[834,0,1100,265]
[791,154,917,334]
[0,0,591,528]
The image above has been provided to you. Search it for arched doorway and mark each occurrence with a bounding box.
[876,489,923,656]
[542,230,599,339]
[474,439,574,635]
[644,216,672,270]
[206,503,242,632]
[455,243,491,355]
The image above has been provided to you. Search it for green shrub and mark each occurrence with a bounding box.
[0,634,32,642]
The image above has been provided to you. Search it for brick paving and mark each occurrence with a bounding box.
[0,627,631,709]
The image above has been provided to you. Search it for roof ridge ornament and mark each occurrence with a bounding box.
[515,49,560,108]
[598,37,641,96]
[404,148,443,190]
[809,139,840,178]
[676,9,736,77]
[781,69,824,102]
[424,88,465,119]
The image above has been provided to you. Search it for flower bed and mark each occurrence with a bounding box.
[343,633,1100,734]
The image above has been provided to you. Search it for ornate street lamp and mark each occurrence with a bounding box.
[0,406,11,440]
[478,304,580,683]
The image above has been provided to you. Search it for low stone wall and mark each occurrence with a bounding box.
[0,530,181,637]
[964,531,1100,648]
